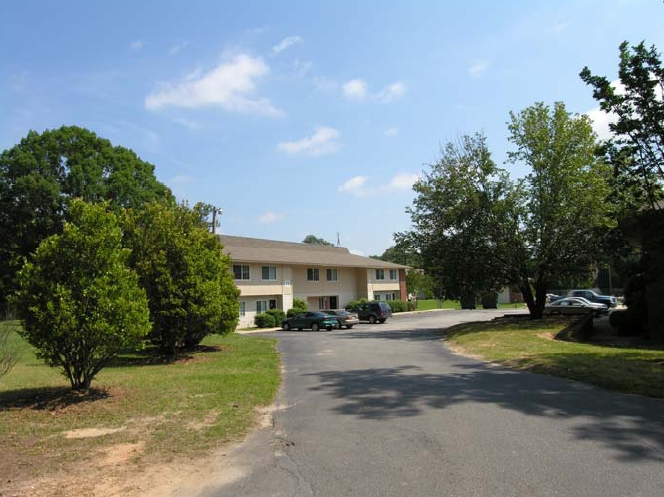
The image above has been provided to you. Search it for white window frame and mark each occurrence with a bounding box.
[256,300,268,313]
[389,269,397,280]
[261,266,277,281]
[307,268,320,281]
[375,269,385,280]
[386,293,396,301]
[239,301,246,317]
[326,268,338,282]
[233,264,250,280]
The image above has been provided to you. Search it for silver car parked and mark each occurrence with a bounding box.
[543,297,608,316]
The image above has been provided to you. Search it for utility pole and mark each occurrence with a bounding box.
[211,208,223,234]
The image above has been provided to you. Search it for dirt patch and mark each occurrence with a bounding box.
[2,407,273,497]
[99,441,146,467]
[65,426,127,439]
[188,409,220,431]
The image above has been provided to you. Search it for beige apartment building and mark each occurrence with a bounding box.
[218,235,409,328]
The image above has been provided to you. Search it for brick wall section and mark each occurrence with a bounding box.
[399,269,407,300]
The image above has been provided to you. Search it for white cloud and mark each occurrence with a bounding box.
[585,79,625,141]
[273,36,303,54]
[586,107,617,141]
[258,211,285,224]
[292,59,313,78]
[384,127,399,136]
[343,79,368,100]
[339,172,418,197]
[314,76,338,94]
[170,117,202,129]
[343,79,406,103]
[170,41,188,55]
[169,175,195,186]
[469,60,489,78]
[338,176,369,197]
[130,40,144,51]
[383,173,419,192]
[277,126,341,156]
[145,54,282,116]
[376,82,406,103]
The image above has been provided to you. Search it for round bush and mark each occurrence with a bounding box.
[254,313,276,328]
[266,308,286,324]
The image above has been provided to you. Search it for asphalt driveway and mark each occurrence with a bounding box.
[201,310,664,497]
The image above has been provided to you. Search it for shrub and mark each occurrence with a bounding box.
[123,202,240,355]
[287,298,308,318]
[293,298,307,311]
[609,308,644,336]
[266,308,286,324]
[345,298,367,310]
[254,313,276,328]
[13,200,151,390]
[389,300,407,313]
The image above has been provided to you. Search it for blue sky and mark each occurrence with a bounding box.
[2,1,663,256]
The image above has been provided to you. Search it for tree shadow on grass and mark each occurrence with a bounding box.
[104,344,224,368]
[0,385,109,411]
[305,362,664,463]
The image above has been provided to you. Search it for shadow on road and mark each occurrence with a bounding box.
[342,328,447,341]
[306,363,664,463]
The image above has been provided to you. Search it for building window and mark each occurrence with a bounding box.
[307,268,319,281]
[256,301,268,313]
[261,266,277,281]
[389,269,397,280]
[239,302,246,317]
[375,293,381,301]
[233,265,250,280]
[386,293,396,301]
[326,268,338,281]
[318,297,326,309]
[375,269,385,280]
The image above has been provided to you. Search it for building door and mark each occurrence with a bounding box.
[329,296,338,309]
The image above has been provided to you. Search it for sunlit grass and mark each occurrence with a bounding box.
[0,325,280,483]
[445,318,664,398]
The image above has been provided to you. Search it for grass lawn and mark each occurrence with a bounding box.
[0,323,280,487]
[413,299,526,311]
[445,317,664,398]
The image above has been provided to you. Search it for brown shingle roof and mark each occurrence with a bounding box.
[217,235,409,269]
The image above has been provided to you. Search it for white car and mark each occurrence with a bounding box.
[543,297,608,316]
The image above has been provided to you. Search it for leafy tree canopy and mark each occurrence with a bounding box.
[506,101,613,316]
[0,126,174,301]
[302,235,334,246]
[580,41,664,212]
[400,133,516,306]
[123,202,240,355]
[13,200,151,390]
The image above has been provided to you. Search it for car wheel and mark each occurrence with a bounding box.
[336,322,341,329]
[326,326,332,331]
[311,323,320,331]
[346,325,353,329]
[379,319,386,324]
[369,315,377,324]
[282,322,290,331]
[297,328,303,331]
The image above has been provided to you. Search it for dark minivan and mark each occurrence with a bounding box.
[347,301,393,323]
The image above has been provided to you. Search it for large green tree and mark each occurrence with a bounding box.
[123,202,240,355]
[400,133,517,308]
[506,102,613,317]
[581,41,664,341]
[0,126,173,302]
[13,200,151,390]
[580,41,664,211]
